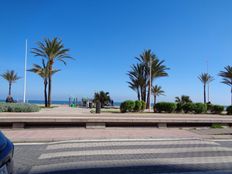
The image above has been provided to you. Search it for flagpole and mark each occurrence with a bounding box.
[23,39,28,103]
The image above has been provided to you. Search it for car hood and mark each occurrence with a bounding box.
[0,132,7,152]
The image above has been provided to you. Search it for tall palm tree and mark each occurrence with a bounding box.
[218,66,232,105]
[136,49,169,108]
[1,70,20,100]
[127,64,147,101]
[32,37,73,107]
[151,85,165,105]
[28,59,60,107]
[198,73,214,104]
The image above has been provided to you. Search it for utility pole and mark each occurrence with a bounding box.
[149,57,152,112]
[206,60,210,103]
[23,39,28,103]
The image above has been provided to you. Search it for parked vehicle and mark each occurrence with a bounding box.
[0,131,14,174]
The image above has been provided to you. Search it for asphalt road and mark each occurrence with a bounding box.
[13,139,232,174]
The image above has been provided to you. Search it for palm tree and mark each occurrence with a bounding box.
[93,91,111,108]
[28,59,60,107]
[219,66,232,105]
[198,73,214,104]
[32,37,73,107]
[136,49,169,108]
[175,95,192,104]
[1,70,20,101]
[175,95,192,112]
[152,85,165,105]
[128,64,147,101]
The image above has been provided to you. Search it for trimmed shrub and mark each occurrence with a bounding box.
[182,103,194,113]
[0,103,40,112]
[134,100,142,112]
[154,102,177,113]
[211,105,224,114]
[227,105,232,115]
[120,100,135,113]
[193,103,207,114]
[140,101,146,111]
[207,103,213,112]
[120,102,127,113]
[175,103,183,113]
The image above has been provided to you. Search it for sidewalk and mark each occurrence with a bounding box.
[2,128,201,143]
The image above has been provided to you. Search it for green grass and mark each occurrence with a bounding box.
[90,108,121,113]
[211,123,223,129]
[39,106,58,109]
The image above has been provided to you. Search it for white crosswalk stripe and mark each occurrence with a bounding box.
[29,140,232,174]
[40,146,232,159]
[46,140,218,150]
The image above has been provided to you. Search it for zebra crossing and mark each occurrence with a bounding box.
[16,139,232,174]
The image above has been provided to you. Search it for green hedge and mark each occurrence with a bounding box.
[154,102,177,113]
[210,105,224,114]
[182,103,194,113]
[0,103,40,112]
[175,103,183,113]
[182,103,207,114]
[120,100,135,113]
[134,100,142,112]
[207,103,213,111]
[227,106,232,115]
[193,103,207,114]
[140,101,146,111]
[120,100,146,113]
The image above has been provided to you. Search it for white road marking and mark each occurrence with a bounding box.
[39,146,230,159]
[46,140,218,150]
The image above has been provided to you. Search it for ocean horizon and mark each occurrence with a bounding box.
[0,99,122,106]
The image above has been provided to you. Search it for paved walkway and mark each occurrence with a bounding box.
[2,128,200,143]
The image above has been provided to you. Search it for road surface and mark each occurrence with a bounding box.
[14,139,232,174]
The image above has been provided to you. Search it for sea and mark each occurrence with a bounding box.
[0,99,122,106]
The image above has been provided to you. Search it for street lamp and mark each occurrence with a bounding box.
[149,57,152,112]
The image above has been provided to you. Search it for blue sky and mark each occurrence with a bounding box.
[0,0,231,105]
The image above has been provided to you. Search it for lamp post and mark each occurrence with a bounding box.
[23,39,28,103]
[149,57,152,112]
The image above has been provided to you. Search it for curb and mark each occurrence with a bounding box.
[14,137,202,145]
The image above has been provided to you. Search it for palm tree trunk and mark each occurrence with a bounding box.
[142,87,146,102]
[44,80,48,107]
[9,83,12,96]
[140,87,143,101]
[48,75,52,107]
[204,84,206,104]
[146,88,150,109]
[146,79,152,109]
[231,86,232,106]
[154,95,157,105]
[48,61,53,107]
[137,88,140,101]
[153,95,157,112]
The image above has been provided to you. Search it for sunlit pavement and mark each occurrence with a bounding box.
[14,139,232,174]
[3,128,200,143]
